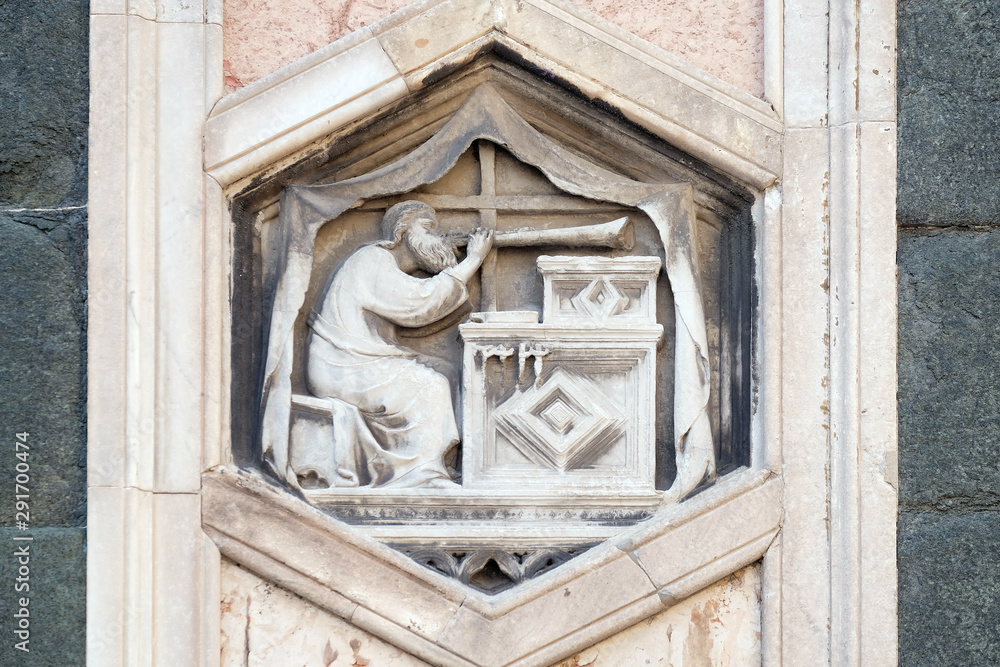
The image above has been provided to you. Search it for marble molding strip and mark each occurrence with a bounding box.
[89,0,223,22]
[775,0,898,663]
[201,467,781,667]
[203,0,782,189]
[88,5,226,666]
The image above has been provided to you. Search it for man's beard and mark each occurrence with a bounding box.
[407,230,458,274]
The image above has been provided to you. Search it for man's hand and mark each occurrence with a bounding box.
[445,228,495,284]
[466,228,494,260]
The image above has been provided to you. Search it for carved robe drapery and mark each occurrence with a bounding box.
[304,244,469,487]
[260,85,715,501]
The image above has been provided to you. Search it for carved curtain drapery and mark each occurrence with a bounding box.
[259,85,714,500]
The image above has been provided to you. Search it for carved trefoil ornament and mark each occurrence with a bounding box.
[404,546,588,595]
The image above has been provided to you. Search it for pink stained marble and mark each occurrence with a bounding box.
[222,0,764,97]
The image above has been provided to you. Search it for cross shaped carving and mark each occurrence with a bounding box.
[360,140,626,311]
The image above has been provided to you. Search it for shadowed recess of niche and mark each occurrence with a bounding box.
[228,56,756,498]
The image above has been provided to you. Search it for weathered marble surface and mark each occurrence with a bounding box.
[898,513,1000,666]
[221,560,433,666]
[897,227,1000,665]
[0,0,88,208]
[0,528,86,666]
[552,566,761,666]
[221,559,760,665]
[222,0,764,96]
[898,228,1000,507]
[0,209,88,526]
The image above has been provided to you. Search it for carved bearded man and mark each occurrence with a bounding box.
[305,201,493,488]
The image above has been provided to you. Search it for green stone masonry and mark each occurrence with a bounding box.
[0,1,89,664]
[898,1,1000,664]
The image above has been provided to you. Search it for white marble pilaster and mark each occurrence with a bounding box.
[779,126,833,664]
[152,494,208,665]
[777,0,899,664]
[783,0,829,128]
[91,0,127,15]
[88,13,129,490]
[88,3,219,665]
[827,1,899,665]
[123,487,154,667]
[127,0,155,21]
[763,0,784,118]
[154,20,208,493]
[155,0,204,23]
[856,118,898,667]
[857,17,898,665]
[86,486,126,665]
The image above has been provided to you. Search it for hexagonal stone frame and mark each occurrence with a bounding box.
[201,1,782,664]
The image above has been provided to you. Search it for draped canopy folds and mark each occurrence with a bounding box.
[260,85,715,500]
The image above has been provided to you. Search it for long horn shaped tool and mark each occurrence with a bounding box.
[450,216,634,251]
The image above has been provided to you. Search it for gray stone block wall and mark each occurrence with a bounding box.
[898,0,1000,226]
[898,1,1000,664]
[0,0,89,664]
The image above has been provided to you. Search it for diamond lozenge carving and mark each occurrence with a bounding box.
[494,367,626,469]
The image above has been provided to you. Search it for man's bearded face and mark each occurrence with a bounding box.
[406,219,458,274]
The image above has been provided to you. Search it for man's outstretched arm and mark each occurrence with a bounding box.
[366,230,494,327]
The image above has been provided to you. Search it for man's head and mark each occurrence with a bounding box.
[378,200,457,273]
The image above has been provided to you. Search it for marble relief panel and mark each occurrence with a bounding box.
[228,70,758,585]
